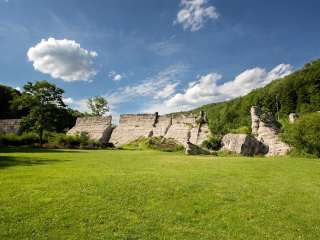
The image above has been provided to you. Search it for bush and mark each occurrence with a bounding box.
[230,126,251,135]
[201,136,222,151]
[0,132,39,146]
[47,132,102,149]
[282,112,320,157]
[122,137,184,152]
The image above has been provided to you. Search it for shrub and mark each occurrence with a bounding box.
[122,137,184,152]
[201,136,222,151]
[229,126,251,135]
[47,132,102,149]
[0,132,39,146]
[282,112,320,157]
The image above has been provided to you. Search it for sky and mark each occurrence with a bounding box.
[1,0,320,121]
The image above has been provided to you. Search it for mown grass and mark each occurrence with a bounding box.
[0,148,320,239]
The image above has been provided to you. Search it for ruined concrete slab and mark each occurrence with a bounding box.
[67,116,113,144]
[110,112,211,147]
[0,119,21,134]
[251,106,291,156]
[222,133,268,156]
[109,114,155,146]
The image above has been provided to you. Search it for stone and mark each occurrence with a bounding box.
[251,106,291,156]
[221,133,268,156]
[185,142,211,155]
[110,112,212,147]
[109,114,155,146]
[67,116,113,144]
[0,119,22,134]
[289,113,299,123]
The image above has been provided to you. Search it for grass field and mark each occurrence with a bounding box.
[0,148,320,239]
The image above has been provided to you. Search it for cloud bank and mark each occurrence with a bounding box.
[143,64,293,114]
[27,38,97,82]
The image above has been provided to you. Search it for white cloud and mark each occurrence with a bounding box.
[105,64,189,106]
[143,64,293,114]
[63,97,74,105]
[27,38,98,82]
[108,71,123,81]
[175,0,219,32]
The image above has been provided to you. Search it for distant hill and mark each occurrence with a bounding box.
[191,59,320,135]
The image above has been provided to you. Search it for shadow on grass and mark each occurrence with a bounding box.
[0,155,70,169]
[0,147,85,154]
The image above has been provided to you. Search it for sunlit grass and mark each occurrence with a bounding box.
[0,148,319,239]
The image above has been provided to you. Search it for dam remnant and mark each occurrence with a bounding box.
[110,111,211,147]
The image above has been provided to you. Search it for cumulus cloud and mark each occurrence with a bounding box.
[27,38,98,82]
[143,64,293,114]
[108,71,123,81]
[175,0,219,32]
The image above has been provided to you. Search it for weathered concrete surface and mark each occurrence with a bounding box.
[251,107,291,156]
[110,114,155,146]
[67,116,113,144]
[110,112,211,147]
[0,119,21,134]
[221,133,268,156]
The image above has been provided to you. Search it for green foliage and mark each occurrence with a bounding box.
[282,112,320,157]
[0,84,24,119]
[0,132,39,146]
[122,137,184,152]
[201,136,222,151]
[87,96,109,116]
[230,126,251,135]
[192,59,320,135]
[11,81,66,144]
[47,132,102,149]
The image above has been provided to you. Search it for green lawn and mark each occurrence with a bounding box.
[0,149,320,239]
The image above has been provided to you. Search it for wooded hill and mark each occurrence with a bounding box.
[192,59,320,135]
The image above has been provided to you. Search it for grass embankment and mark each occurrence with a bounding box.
[0,148,320,239]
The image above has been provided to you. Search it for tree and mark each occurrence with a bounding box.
[87,96,109,116]
[11,80,66,145]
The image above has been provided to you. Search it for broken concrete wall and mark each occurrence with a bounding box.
[221,133,268,156]
[251,106,290,156]
[0,119,21,134]
[67,116,113,144]
[110,114,155,146]
[110,112,211,147]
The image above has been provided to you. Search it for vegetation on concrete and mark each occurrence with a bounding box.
[0,149,319,239]
[121,136,184,152]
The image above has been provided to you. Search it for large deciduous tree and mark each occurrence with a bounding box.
[11,80,66,145]
[87,96,109,116]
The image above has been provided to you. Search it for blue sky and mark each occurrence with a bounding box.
[1,0,320,120]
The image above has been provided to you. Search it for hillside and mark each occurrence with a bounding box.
[192,59,320,135]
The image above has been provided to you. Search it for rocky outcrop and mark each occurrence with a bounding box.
[221,133,268,156]
[251,106,291,156]
[0,119,21,134]
[67,116,113,144]
[110,112,211,147]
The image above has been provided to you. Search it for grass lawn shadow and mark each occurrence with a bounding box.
[0,147,85,154]
[0,155,70,169]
